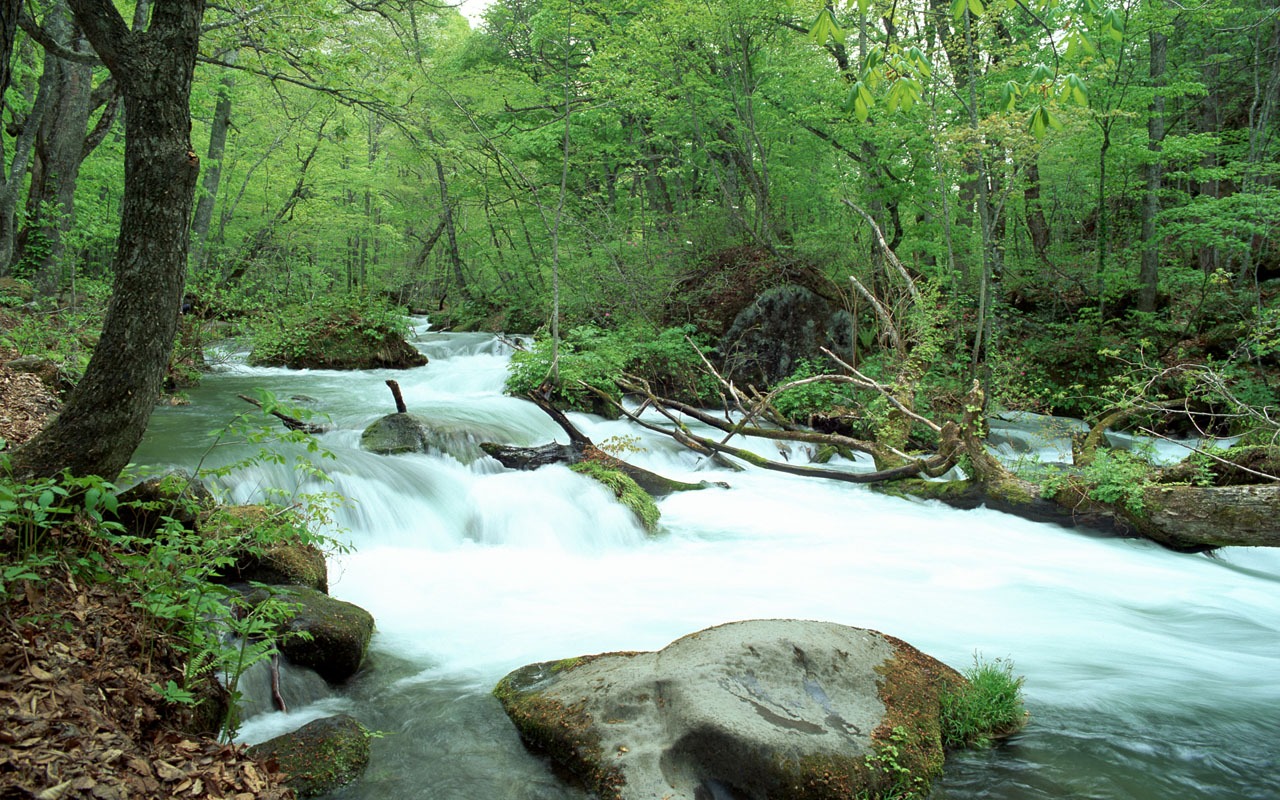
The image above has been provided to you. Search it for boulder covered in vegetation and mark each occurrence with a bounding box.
[203,505,329,592]
[494,619,991,800]
[248,714,370,798]
[360,412,433,455]
[360,412,504,463]
[718,284,853,387]
[248,299,428,370]
[272,586,374,683]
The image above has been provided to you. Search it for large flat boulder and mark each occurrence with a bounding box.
[494,619,964,800]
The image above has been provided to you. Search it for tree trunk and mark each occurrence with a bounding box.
[1024,159,1051,264]
[0,0,17,104]
[0,51,53,273]
[16,3,94,297]
[190,57,234,273]
[13,0,205,481]
[1138,22,1167,313]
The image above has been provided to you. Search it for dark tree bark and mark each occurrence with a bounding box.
[12,0,206,481]
[0,0,17,103]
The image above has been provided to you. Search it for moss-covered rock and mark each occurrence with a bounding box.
[248,714,371,798]
[272,586,374,683]
[203,505,329,593]
[494,619,969,800]
[570,461,661,533]
[249,301,428,370]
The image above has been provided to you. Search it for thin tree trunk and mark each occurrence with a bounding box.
[1138,22,1167,313]
[191,56,234,272]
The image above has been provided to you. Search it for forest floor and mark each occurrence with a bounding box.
[0,352,294,800]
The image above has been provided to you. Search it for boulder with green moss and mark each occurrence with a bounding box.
[204,505,329,592]
[493,619,986,800]
[248,714,370,798]
[570,461,661,533]
[273,586,374,683]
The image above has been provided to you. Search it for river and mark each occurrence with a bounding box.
[132,322,1280,800]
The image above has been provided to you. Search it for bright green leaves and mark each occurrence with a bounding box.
[1101,8,1125,44]
[848,81,875,121]
[1000,81,1022,112]
[1006,67,1088,139]
[839,42,933,121]
[806,7,846,46]
[951,0,985,21]
[1060,73,1089,106]
[1028,105,1064,139]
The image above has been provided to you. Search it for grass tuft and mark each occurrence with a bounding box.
[940,655,1027,749]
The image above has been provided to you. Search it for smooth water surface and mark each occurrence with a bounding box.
[134,322,1280,800]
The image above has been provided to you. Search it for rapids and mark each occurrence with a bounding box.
[133,322,1280,800]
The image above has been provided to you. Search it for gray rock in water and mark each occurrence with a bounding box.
[248,714,370,798]
[494,619,963,800]
[361,412,433,455]
[362,412,508,463]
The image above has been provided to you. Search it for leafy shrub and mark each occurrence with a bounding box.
[506,323,718,412]
[772,358,858,422]
[940,655,1027,749]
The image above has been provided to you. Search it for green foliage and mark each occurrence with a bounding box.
[939,655,1027,750]
[506,323,719,412]
[862,727,929,800]
[773,358,857,422]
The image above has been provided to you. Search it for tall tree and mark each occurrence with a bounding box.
[13,0,206,481]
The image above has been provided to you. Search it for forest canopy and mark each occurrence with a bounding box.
[0,0,1277,437]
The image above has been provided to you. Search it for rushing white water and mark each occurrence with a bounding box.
[134,323,1280,800]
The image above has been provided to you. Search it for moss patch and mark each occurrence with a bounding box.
[492,662,626,799]
[248,714,370,798]
[570,461,661,533]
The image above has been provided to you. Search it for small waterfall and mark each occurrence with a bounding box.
[135,327,1280,800]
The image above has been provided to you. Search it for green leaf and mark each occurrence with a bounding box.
[1062,73,1089,106]
[1103,9,1125,44]
[1000,80,1020,112]
[807,8,846,45]
[1028,105,1064,140]
[1029,64,1054,84]
[849,81,874,122]
[951,0,968,20]
[907,46,933,78]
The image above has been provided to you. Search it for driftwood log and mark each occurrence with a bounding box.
[480,392,723,497]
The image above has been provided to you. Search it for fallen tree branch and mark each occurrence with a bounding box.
[237,395,329,434]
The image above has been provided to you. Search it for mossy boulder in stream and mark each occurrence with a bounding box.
[360,412,433,455]
[494,619,975,800]
[248,714,370,798]
[271,586,374,683]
